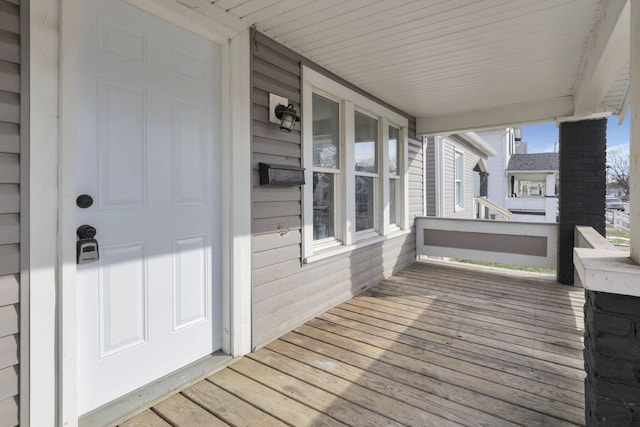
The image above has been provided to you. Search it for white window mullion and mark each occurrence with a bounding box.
[343,101,355,245]
[380,118,390,235]
[401,127,409,230]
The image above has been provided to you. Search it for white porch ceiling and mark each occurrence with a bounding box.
[200,0,629,133]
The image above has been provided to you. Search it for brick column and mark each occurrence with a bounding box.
[584,291,640,425]
[558,119,607,285]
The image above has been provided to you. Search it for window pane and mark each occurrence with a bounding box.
[313,94,339,169]
[389,126,399,175]
[455,151,464,207]
[355,176,374,231]
[313,172,335,240]
[455,152,463,180]
[389,178,397,226]
[355,111,377,173]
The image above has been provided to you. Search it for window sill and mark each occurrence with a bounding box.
[305,229,411,264]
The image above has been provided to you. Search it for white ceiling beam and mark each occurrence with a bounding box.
[124,0,249,41]
[573,0,630,116]
[416,96,575,136]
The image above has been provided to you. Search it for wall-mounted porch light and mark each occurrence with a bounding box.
[269,93,299,133]
[275,103,299,132]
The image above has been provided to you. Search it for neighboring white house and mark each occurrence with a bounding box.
[425,133,497,219]
[475,128,559,223]
[505,152,559,222]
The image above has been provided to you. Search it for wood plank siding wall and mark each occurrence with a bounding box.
[251,31,421,349]
[0,1,22,426]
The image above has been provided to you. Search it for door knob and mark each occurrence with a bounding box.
[77,224,97,239]
[76,194,94,208]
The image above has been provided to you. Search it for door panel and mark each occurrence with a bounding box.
[76,0,222,414]
[97,80,147,209]
[99,243,148,357]
[172,235,208,330]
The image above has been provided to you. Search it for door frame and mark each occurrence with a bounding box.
[29,0,252,425]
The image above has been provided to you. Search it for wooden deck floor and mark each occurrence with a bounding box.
[120,260,585,427]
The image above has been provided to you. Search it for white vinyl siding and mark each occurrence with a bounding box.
[439,137,483,219]
[250,32,418,349]
[0,2,22,425]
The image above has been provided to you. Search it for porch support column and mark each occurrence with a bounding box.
[631,0,640,263]
[557,118,607,285]
[580,5,640,425]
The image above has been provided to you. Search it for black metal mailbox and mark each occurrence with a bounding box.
[259,163,305,185]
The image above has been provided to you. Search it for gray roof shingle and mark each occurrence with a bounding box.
[506,153,558,171]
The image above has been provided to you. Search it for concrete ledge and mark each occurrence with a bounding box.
[574,247,640,297]
[575,225,616,250]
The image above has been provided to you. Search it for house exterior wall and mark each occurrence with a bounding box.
[250,31,420,349]
[0,1,22,425]
[476,128,511,205]
[441,137,483,219]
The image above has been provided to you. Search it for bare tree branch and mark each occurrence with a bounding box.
[607,149,629,196]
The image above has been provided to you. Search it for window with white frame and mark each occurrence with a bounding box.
[454,150,464,209]
[312,93,340,244]
[388,125,400,227]
[302,66,409,261]
[354,111,378,234]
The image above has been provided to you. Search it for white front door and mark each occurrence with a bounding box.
[75,0,222,414]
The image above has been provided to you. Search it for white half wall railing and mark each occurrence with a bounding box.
[416,217,558,269]
[473,197,512,220]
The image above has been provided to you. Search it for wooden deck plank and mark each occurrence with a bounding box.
[404,263,585,303]
[367,286,584,338]
[294,323,585,423]
[120,261,585,427]
[230,357,407,427]
[377,280,583,329]
[323,306,584,374]
[270,335,576,427]
[258,342,521,427]
[403,265,584,303]
[208,368,348,427]
[394,269,584,314]
[182,380,286,427]
[118,410,172,427]
[342,298,584,358]
[153,394,229,426]
[359,289,584,345]
[392,269,585,315]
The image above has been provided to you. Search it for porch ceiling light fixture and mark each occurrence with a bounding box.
[269,93,299,133]
[275,103,299,132]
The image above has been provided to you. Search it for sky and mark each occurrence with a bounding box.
[521,110,630,154]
